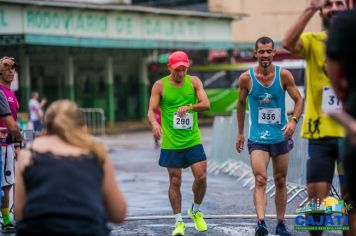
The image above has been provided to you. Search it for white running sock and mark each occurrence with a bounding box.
[175,213,183,222]
[192,203,201,214]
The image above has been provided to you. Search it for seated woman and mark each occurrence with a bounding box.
[15,100,127,236]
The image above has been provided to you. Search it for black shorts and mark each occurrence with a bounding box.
[247,139,294,157]
[307,137,344,184]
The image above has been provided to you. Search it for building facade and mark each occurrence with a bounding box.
[209,0,322,45]
[0,0,242,124]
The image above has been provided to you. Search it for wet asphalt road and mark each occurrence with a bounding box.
[101,127,342,236]
[1,127,342,236]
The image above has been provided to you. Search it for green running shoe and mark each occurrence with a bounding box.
[188,209,207,232]
[172,221,185,236]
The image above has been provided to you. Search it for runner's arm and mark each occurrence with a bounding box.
[190,76,210,112]
[283,69,304,119]
[147,81,163,140]
[147,81,162,126]
[282,69,304,138]
[236,72,250,152]
[282,0,322,54]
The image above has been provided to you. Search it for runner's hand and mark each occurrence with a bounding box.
[151,121,162,140]
[236,134,244,153]
[177,105,190,118]
[282,121,296,139]
[309,0,324,10]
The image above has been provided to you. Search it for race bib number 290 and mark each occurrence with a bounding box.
[173,113,193,130]
[258,108,281,124]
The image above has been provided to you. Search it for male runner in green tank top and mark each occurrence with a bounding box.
[148,51,210,236]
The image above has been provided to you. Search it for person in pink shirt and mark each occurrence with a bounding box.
[0,56,22,232]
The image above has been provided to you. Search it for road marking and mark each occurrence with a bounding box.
[126,214,298,221]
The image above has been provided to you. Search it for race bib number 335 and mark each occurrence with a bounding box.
[173,113,193,130]
[258,108,281,124]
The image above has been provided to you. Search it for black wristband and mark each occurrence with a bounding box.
[291,116,299,124]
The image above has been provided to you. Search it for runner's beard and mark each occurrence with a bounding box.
[323,11,342,30]
[261,60,270,68]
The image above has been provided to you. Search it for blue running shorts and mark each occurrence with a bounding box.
[159,144,206,169]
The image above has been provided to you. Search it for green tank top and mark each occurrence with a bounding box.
[160,75,201,150]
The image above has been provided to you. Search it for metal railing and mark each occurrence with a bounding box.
[80,108,106,136]
[207,159,309,204]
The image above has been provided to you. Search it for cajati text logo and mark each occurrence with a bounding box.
[294,196,351,231]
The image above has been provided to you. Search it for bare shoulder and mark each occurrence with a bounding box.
[280,68,293,78]
[152,79,163,92]
[153,79,163,87]
[280,68,294,83]
[190,75,203,87]
[31,136,90,156]
[190,75,202,83]
[238,71,251,87]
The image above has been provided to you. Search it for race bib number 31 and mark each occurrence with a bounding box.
[258,108,281,124]
[322,86,342,113]
[173,113,193,130]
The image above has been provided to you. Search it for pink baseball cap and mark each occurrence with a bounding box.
[168,51,190,69]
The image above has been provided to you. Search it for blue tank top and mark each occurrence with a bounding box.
[248,66,287,144]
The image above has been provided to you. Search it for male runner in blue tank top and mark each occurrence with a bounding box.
[236,37,303,236]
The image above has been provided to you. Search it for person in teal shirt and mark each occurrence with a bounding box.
[236,37,303,236]
[147,51,210,236]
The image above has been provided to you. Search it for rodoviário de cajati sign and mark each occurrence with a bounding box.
[26,10,201,37]
[26,10,108,33]
[0,5,230,42]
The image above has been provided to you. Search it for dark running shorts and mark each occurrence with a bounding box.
[247,139,294,157]
[159,144,206,169]
[307,137,344,184]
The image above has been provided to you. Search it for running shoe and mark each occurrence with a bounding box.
[275,221,291,236]
[255,219,268,236]
[2,221,16,233]
[172,221,185,236]
[188,208,207,232]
